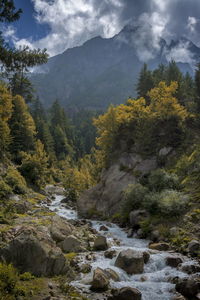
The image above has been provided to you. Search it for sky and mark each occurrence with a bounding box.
[2,0,200,58]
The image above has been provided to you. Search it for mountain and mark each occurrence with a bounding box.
[31,23,200,110]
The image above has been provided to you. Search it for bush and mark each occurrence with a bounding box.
[0,263,18,295]
[0,179,12,200]
[122,183,149,219]
[147,169,179,192]
[144,190,189,217]
[5,167,27,194]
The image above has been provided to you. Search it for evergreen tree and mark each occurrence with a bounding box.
[9,95,36,159]
[136,63,154,104]
[195,63,200,113]
[0,83,12,157]
[165,61,184,102]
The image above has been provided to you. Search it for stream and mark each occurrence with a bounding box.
[49,195,195,300]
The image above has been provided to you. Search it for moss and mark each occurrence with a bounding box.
[0,179,12,200]
[65,252,77,261]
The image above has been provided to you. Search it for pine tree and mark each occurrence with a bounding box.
[9,95,36,159]
[195,63,200,113]
[0,83,13,157]
[136,63,154,104]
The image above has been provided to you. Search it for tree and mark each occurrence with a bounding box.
[9,95,36,159]
[0,0,22,22]
[19,140,50,188]
[0,82,13,157]
[136,63,154,104]
[195,63,200,113]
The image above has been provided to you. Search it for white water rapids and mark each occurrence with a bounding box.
[49,195,196,300]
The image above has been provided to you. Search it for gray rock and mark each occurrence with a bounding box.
[166,256,183,268]
[50,215,72,243]
[59,235,81,253]
[115,249,144,274]
[176,276,200,298]
[188,240,200,257]
[108,287,142,300]
[104,268,120,282]
[159,147,172,156]
[127,228,134,238]
[104,249,117,259]
[90,267,109,291]
[179,262,200,274]
[99,225,109,231]
[143,251,150,264]
[93,235,108,251]
[149,242,170,251]
[0,227,67,276]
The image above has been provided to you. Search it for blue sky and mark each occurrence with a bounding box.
[14,0,49,40]
[3,0,200,59]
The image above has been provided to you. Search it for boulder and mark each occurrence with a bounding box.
[150,230,160,242]
[114,249,144,274]
[93,235,108,251]
[104,268,120,282]
[90,267,110,291]
[44,185,65,195]
[59,235,82,253]
[129,210,149,229]
[188,240,200,257]
[127,228,134,238]
[172,294,186,300]
[143,251,150,264]
[149,242,170,251]
[0,226,67,276]
[80,263,92,274]
[166,256,183,268]
[50,215,72,243]
[108,287,142,300]
[176,276,200,298]
[179,262,200,274]
[99,225,109,231]
[104,249,117,259]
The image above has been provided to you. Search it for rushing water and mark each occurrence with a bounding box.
[49,195,194,300]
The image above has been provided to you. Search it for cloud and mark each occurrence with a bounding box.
[11,0,125,56]
[6,0,200,62]
[166,41,195,65]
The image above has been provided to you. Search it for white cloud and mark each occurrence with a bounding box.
[166,41,195,65]
[10,0,125,56]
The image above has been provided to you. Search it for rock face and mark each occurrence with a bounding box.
[77,152,157,218]
[108,287,142,300]
[93,235,108,251]
[0,226,67,276]
[115,249,144,274]
[90,267,110,291]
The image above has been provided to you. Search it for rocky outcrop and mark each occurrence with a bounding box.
[114,249,144,274]
[108,287,142,300]
[77,152,157,218]
[0,226,67,276]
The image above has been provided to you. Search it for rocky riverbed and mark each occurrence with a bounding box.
[48,193,200,300]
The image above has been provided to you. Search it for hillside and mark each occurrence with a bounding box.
[31,23,200,110]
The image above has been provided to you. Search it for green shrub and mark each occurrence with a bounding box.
[19,272,35,281]
[0,263,18,295]
[122,183,149,219]
[0,179,12,200]
[147,169,179,192]
[144,190,189,217]
[5,166,27,194]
